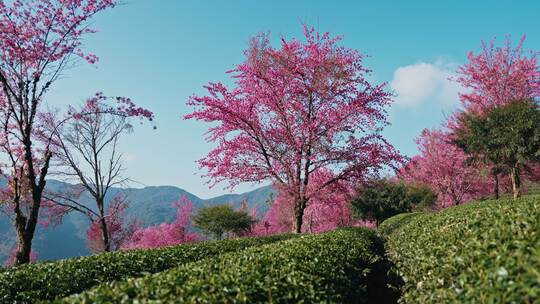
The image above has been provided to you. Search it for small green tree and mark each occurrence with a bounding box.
[350,179,436,226]
[454,99,540,199]
[192,204,255,240]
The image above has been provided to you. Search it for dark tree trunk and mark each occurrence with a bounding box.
[493,173,500,199]
[99,216,111,252]
[14,167,48,265]
[97,200,111,252]
[293,199,306,234]
[308,212,314,233]
[14,201,41,265]
[294,212,303,234]
[14,223,33,265]
[511,164,521,199]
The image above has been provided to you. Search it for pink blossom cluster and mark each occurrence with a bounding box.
[251,171,356,235]
[400,129,493,207]
[86,195,139,253]
[456,35,539,115]
[121,196,200,250]
[185,27,401,189]
[0,0,116,78]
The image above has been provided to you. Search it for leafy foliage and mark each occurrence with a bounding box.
[0,233,295,303]
[454,99,540,198]
[193,204,255,239]
[56,228,396,304]
[379,195,540,303]
[350,179,436,225]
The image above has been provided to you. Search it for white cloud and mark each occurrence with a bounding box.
[390,61,461,107]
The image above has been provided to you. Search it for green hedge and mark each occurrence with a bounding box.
[0,233,295,303]
[55,228,391,303]
[379,195,540,303]
[376,212,422,236]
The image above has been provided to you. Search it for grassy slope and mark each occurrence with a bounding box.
[379,195,540,303]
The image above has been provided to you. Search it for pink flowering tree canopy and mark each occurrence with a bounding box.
[185,26,402,233]
[456,35,539,114]
[400,128,492,207]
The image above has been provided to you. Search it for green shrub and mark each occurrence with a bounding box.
[0,233,295,303]
[379,195,540,303]
[56,228,392,304]
[193,204,255,239]
[350,179,436,226]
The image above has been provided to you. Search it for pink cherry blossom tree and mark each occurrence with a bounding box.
[121,196,199,250]
[251,175,354,235]
[185,26,402,233]
[456,35,539,115]
[451,36,540,198]
[400,129,492,207]
[86,195,138,253]
[0,0,118,265]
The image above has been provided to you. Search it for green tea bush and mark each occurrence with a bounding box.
[379,196,540,303]
[0,233,295,303]
[377,212,422,236]
[56,228,391,304]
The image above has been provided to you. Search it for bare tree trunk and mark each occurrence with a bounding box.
[97,201,111,252]
[511,164,521,199]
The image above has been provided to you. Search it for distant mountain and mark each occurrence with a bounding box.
[0,180,274,262]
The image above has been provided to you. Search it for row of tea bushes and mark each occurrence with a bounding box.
[56,228,388,303]
[0,233,295,303]
[379,196,540,303]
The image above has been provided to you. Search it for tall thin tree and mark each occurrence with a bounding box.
[0,0,117,265]
[48,97,152,252]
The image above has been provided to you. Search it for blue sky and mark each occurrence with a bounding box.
[47,0,540,198]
